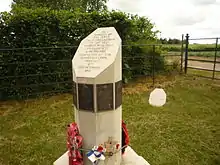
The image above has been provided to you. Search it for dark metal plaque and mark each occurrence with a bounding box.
[78,83,94,111]
[115,80,122,109]
[72,81,77,108]
[97,83,113,111]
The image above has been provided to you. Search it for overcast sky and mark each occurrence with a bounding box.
[1,0,220,42]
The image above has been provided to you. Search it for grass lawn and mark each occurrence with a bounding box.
[0,75,220,165]
[163,51,220,58]
[187,69,220,80]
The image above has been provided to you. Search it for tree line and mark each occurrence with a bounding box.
[11,0,108,12]
[159,38,184,44]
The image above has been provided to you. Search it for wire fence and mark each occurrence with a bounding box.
[0,43,183,101]
[1,33,220,101]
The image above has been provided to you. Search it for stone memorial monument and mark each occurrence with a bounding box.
[72,27,122,165]
[53,27,150,165]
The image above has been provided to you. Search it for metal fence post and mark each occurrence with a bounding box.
[184,34,189,74]
[180,34,184,73]
[212,38,219,79]
[23,47,28,99]
[152,45,155,86]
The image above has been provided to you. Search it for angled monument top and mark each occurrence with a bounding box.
[72,27,121,78]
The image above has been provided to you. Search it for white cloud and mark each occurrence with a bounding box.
[109,0,144,13]
[108,0,220,42]
[191,0,218,6]
[0,0,11,12]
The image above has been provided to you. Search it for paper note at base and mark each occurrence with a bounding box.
[149,88,166,107]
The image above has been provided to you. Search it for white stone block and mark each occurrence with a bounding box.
[53,146,151,165]
[121,146,151,165]
[149,88,166,107]
[72,27,122,81]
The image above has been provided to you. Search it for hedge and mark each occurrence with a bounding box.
[0,7,166,100]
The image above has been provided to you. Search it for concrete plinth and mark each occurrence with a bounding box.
[53,146,151,165]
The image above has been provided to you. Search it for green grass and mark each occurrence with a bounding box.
[1,75,220,165]
[162,44,220,57]
[162,44,217,51]
[187,69,220,80]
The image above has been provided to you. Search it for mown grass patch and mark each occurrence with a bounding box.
[0,75,220,165]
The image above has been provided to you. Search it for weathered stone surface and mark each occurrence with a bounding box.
[72,27,121,79]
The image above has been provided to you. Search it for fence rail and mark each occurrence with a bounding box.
[188,37,220,40]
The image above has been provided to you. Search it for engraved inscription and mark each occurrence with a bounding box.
[115,80,122,108]
[97,83,113,111]
[77,31,116,73]
[78,84,94,111]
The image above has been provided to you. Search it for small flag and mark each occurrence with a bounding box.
[86,146,106,163]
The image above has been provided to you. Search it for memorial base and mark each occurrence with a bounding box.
[53,146,150,165]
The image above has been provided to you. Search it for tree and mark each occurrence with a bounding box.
[11,0,108,12]
[84,0,108,12]
[159,37,184,44]
[160,38,168,44]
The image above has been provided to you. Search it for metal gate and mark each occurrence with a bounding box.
[184,34,220,80]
